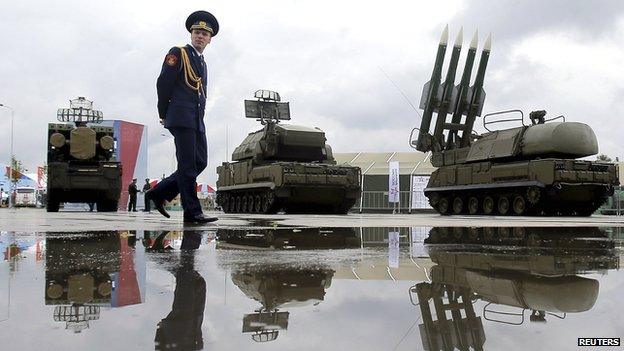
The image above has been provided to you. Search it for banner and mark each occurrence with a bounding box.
[37,166,45,189]
[388,161,400,203]
[388,231,400,268]
[410,175,432,209]
[409,227,432,258]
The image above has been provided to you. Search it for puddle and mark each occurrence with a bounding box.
[0,227,622,350]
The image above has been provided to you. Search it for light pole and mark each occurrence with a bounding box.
[0,104,14,208]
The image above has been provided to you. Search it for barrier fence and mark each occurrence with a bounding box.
[356,191,432,213]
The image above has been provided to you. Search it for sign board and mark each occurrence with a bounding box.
[388,231,400,268]
[410,175,432,209]
[388,161,400,203]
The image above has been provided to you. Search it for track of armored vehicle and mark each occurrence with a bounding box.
[216,90,361,214]
[410,27,618,216]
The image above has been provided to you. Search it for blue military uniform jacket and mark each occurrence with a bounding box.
[157,44,208,132]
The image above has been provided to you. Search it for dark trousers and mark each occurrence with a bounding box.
[144,193,151,211]
[150,127,207,218]
[128,195,137,212]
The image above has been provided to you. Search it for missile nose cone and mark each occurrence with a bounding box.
[454,27,463,47]
[470,30,478,49]
[484,33,492,51]
[440,24,449,45]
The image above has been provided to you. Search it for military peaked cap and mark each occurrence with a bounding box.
[185,10,219,36]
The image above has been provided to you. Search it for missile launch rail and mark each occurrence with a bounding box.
[410,26,618,216]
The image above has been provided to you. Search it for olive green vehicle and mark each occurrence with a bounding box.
[216,90,361,214]
[410,28,618,216]
[45,232,120,333]
[47,97,121,212]
[216,228,337,342]
[415,227,618,349]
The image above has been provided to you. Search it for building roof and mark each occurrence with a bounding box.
[334,152,434,175]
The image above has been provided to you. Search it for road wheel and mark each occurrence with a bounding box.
[452,197,464,215]
[498,196,510,215]
[247,195,254,213]
[527,187,541,204]
[235,196,242,213]
[438,197,450,215]
[241,195,248,213]
[512,195,526,215]
[483,196,495,215]
[498,227,510,240]
[513,227,526,238]
[228,196,237,213]
[468,197,479,215]
[254,195,262,213]
[261,192,277,214]
[483,227,495,242]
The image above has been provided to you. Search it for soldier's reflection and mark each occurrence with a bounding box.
[154,231,206,351]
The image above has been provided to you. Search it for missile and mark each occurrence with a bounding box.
[446,30,478,147]
[432,27,463,151]
[416,25,448,152]
[460,33,491,147]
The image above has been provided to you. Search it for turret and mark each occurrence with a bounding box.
[232,90,335,164]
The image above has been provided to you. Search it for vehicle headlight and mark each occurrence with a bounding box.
[50,133,66,148]
[99,135,114,150]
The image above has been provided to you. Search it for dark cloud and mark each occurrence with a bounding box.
[449,0,624,45]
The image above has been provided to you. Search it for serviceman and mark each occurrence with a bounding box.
[147,10,219,223]
[128,178,138,212]
[142,178,152,212]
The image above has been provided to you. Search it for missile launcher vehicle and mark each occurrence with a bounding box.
[47,97,121,212]
[410,27,619,216]
[216,90,361,214]
[414,227,619,349]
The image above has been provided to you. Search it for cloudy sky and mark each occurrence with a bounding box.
[1,0,624,186]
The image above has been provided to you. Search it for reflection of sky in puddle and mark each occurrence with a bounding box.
[0,227,622,350]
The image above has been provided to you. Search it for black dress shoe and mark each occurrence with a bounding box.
[146,190,170,218]
[184,214,218,223]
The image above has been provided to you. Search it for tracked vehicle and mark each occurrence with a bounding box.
[414,227,619,349]
[216,90,361,214]
[47,97,121,212]
[410,27,618,216]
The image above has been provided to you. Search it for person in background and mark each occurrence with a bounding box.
[143,178,152,212]
[128,178,138,212]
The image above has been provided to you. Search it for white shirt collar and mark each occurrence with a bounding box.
[190,44,203,58]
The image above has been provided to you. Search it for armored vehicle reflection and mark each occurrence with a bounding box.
[414,227,619,350]
[216,90,361,214]
[216,227,344,342]
[47,97,121,212]
[411,27,618,216]
[216,227,360,250]
[234,268,333,342]
[45,232,120,333]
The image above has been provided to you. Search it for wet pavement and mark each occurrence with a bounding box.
[0,225,623,350]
